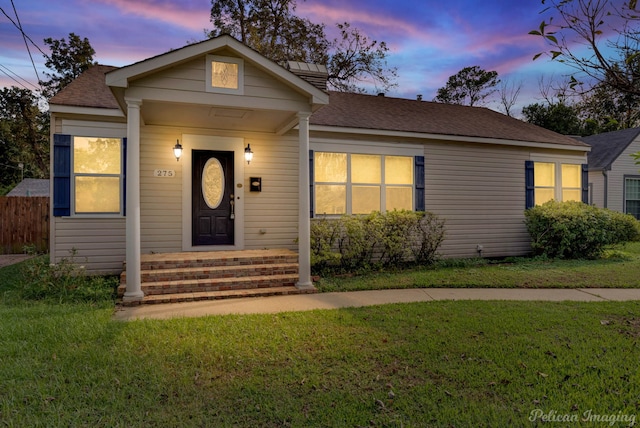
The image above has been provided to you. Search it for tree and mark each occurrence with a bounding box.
[522,102,584,135]
[41,33,96,98]
[209,0,397,93]
[497,79,523,117]
[530,0,640,98]
[578,78,640,131]
[433,66,499,106]
[0,87,49,190]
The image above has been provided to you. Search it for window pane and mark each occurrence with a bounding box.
[562,189,581,202]
[386,187,413,211]
[316,184,346,215]
[534,162,555,187]
[535,188,555,205]
[385,156,413,184]
[562,164,581,188]
[74,137,121,174]
[626,178,640,200]
[353,186,381,214]
[211,61,238,89]
[626,201,640,220]
[75,177,120,213]
[315,152,347,182]
[352,154,381,183]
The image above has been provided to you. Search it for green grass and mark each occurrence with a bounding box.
[1,247,640,426]
[1,301,639,426]
[316,242,640,292]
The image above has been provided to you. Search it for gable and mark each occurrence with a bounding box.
[583,128,640,170]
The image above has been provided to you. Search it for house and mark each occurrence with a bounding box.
[582,128,640,219]
[6,178,50,197]
[48,35,590,303]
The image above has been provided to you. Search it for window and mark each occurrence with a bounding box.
[73,137,123,214]
[625,177,640,220]
[206,55,244,94]
[525,161,586,207]
[314,152,414,215]
[53,134,125,217]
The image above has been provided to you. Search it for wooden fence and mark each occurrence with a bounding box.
[0,196,49,254]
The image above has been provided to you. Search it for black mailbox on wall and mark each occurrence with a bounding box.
[250,177,262,192]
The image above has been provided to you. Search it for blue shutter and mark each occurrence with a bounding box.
[414,155,425,211]
[53,134,71,216]
[581,163,588,204]
[122,138,127,216]
[309,150,314,218]
[525,160,535,209]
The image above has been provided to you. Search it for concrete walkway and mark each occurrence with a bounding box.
[112,287,640,321]
[0,254,33,268]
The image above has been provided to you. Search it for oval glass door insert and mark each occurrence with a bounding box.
[202,158,224,209]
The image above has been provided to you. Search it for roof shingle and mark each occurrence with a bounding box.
[581,127,640,170]
[310,92,587,147]
[49,65,119,109]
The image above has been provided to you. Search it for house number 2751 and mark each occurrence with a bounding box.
[154,169,175,177]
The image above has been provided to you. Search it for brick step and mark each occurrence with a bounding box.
[118,273,299,297]
[136,249,298,271]
[120,263,298,285]
[119,285,317,307]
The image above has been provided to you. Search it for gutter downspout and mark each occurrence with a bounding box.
[602,169,609,209]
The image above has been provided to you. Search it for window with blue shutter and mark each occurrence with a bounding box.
[52,134,126,216]
[581,163,588,204]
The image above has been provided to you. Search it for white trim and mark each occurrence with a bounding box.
[311,139,424,157]
[181,134,245,252]
[205,55,244,95]
[309,125,591,153]
[49,104,124,117]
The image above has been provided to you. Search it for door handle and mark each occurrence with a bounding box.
[229,194,235,219]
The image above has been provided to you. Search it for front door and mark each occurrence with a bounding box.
[192,150,234,246]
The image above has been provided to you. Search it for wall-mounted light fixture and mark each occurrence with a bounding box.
[244,144,253,164]
[173,140,183,161]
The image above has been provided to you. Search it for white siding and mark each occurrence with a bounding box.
[52,119,127,274]
[130,55,307,104]
[588,171,605,207]
[608,135,640,213]
[424,142,532,258]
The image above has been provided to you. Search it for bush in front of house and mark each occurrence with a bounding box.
[19,249,118,303]
[310,210,446,274]
[524,200,640,259]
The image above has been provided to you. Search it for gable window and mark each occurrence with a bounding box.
[53,134,125,217]
[206,55,244,94]
[625,177,640,219]
[314,152,414,215]
[526,161,587,208]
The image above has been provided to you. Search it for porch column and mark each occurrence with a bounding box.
[296,112,313,289]
[123,98,144,301]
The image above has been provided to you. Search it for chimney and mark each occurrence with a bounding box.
[287,61,328,91]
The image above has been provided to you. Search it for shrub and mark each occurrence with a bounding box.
[310,210,446,274]
[19,249,118,303]
[524,201,640,259]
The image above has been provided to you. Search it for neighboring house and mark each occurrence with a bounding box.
[6,179,50,197]
[583,128,640,219]
[48,35,590,302]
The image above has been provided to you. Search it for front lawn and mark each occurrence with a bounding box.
[316,242,640,292]
[1,300,639,426]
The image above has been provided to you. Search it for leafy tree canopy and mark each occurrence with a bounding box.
[209,0,397,93]
[433,66,499,106]
[530,0,640,99]
[522,102,584,135]
[42,32,96,98]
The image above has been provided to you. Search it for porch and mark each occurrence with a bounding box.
[117,249,316,306]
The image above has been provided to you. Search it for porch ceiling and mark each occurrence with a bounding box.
[141,100,296,133]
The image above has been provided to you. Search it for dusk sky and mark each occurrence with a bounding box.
[1,0,591,114]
